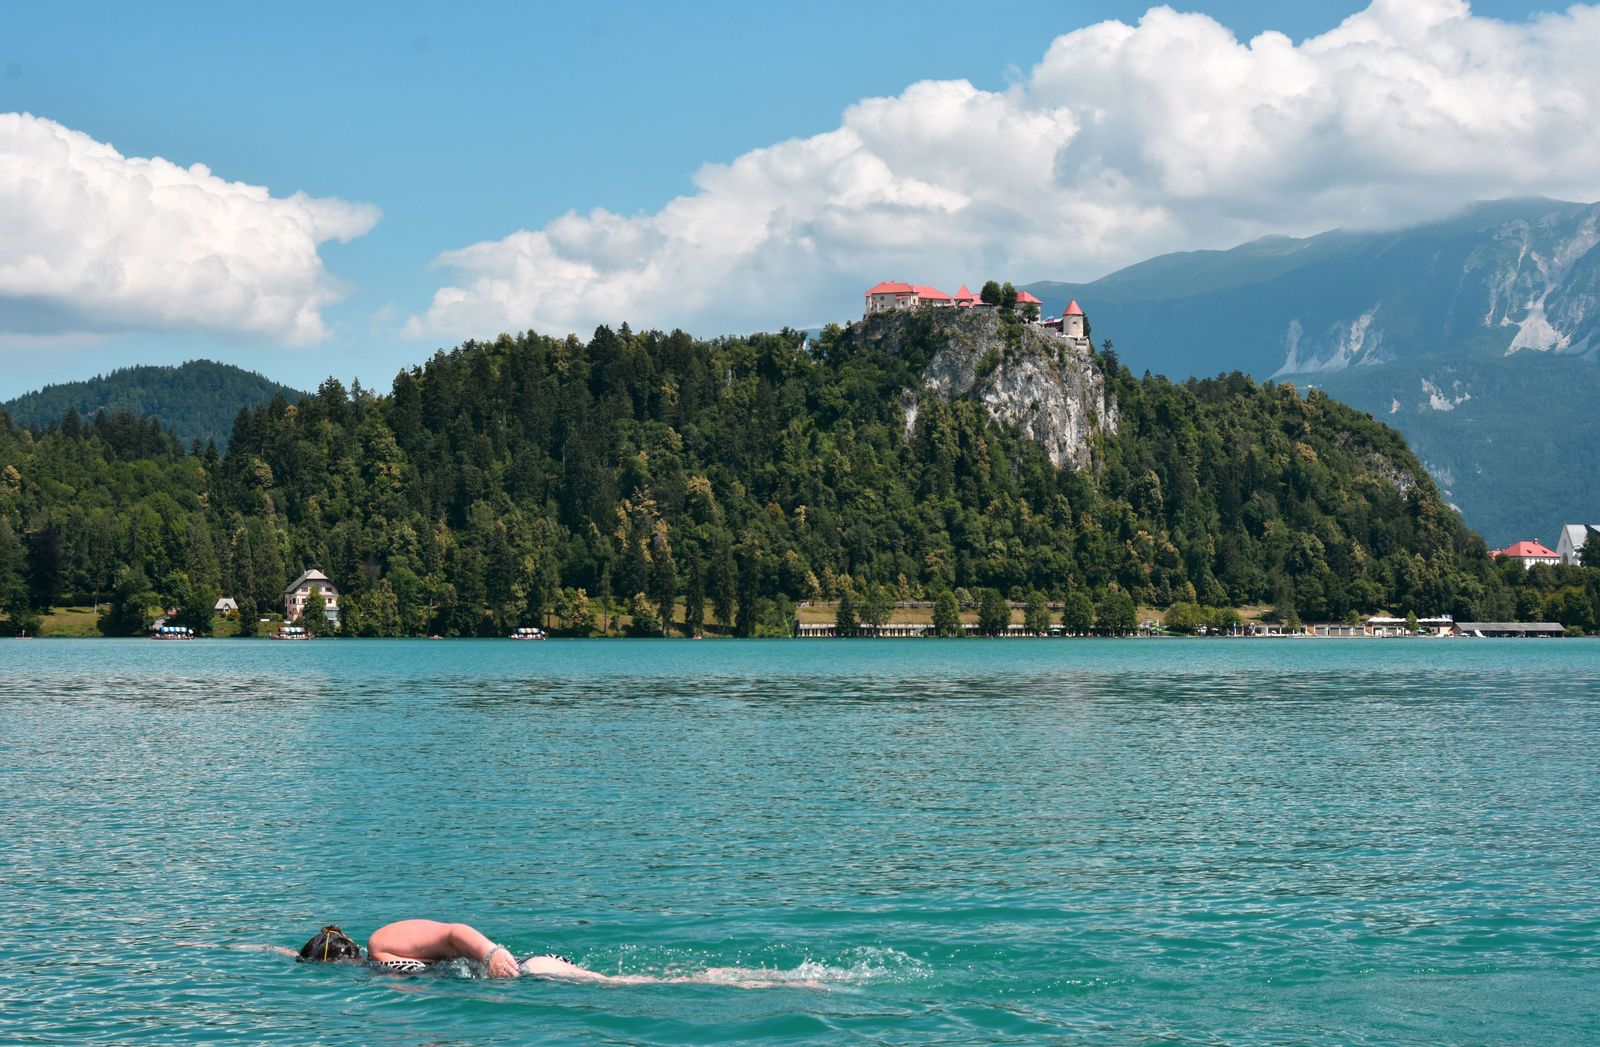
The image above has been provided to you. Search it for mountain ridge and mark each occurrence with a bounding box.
[1022,198,1600,545]
[1,360,308,449]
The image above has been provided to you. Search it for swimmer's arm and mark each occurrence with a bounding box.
[255,945,299,958]
[174,941,297,958]
[368,919,519,978]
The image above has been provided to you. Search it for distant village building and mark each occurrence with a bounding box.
[284,569,340,623]
[1490,540,1562,569]
[213,597,238,616]
[1556,524,1600,566]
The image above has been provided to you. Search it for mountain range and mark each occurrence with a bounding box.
[1025,198,1600,545]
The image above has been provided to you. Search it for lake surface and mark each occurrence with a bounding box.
[4,638,1599,1045]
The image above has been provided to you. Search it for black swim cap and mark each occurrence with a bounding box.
[299,925,362,962]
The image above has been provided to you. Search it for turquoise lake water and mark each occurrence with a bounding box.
[4,638,1599,1045]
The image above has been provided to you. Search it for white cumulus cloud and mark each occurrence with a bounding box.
[0,112,379,345]
[408,0,1600,342]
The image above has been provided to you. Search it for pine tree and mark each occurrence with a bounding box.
[1061,591,1095,635]
[1024,590,1051,635]
[859,581,893,634]
[1095,587,1136,635]
[734,542,761,638]
[977,588,1011,635]
[98,568,156,637]
[709,538,736,629]
[835,588,859,637]
[24,519,62,611]
[648,528,678,636]
[683,550,705,637]
[170,574,219,636]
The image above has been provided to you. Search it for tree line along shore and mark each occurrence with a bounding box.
[3,317,1599,639]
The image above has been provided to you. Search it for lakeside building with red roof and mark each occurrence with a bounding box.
[1490,540,1562,568]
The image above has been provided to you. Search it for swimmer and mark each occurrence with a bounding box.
[295,919,822,988]
[299,920,580,979]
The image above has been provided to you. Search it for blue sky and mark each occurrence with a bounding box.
[0,0,1581,398]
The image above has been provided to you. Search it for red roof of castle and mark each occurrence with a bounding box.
[1015,290,1042,305]
[913,284,952,301]
[865,281,915,296]
[1064,299,1084,315]
[953,284,977,302]
[1493,540,1559,559]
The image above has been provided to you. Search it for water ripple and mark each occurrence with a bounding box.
[2,638,1599,1044]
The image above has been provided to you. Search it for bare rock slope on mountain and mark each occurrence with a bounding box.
[862,309,1115,471]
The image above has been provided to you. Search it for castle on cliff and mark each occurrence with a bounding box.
[863,281,1090,349]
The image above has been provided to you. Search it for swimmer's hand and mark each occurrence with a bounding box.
[483,944,520,979]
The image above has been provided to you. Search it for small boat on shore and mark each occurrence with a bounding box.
[150,625,196,640]
[509,626,546,640]
[270,625,310,640]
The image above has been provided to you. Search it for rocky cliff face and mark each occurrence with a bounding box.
[862,309,1114,470]
[1274,202,1600,375]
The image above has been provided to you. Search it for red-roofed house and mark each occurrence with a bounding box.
[865,281,956,316]
[1491,540,1561,568]
[864,281,914,316]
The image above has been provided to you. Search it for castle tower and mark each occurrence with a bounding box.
[1062,299,1086,340]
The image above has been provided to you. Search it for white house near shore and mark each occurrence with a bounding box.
[1557,524,1600,566]
[284,569,340,624]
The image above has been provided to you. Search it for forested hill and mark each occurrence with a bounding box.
[5,312,1589,638]
[1,360,307,448]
